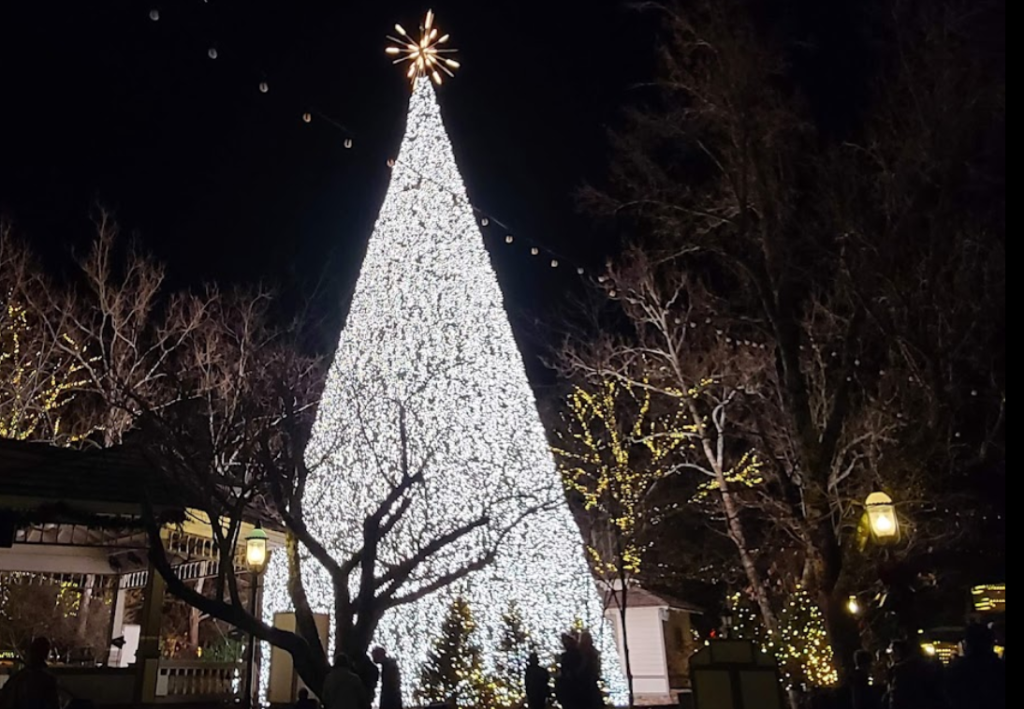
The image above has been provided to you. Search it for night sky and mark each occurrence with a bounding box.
[1,0,867,363]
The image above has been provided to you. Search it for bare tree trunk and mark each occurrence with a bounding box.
[615,570,635,709]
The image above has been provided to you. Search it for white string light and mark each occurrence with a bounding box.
[262,77,626,702]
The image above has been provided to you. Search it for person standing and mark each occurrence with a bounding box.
[525,652,551,709]
[0,637,61,709]
[320,655,370,709]
[353,654,379,707]
[850,650,881,709]
[882,640,945,709]
[294,687,320,709]
[371,646,403,709]
[945,624,1005,709]
[577,631,603,708]
[555,634,584,709]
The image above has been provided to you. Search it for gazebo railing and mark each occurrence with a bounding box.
[155,660,244,703]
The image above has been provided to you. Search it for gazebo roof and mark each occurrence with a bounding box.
[0,438,181,518]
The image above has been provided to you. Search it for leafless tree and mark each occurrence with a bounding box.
[569,0,1004,677]
[1,224,94,443]
[12,218,541,695]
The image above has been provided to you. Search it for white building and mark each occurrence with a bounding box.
[604,586,702,706]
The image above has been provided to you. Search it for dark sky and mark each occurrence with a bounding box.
[0,1,652,325]
[1,0,874,366]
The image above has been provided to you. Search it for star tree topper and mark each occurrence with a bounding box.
[386,9,460,85]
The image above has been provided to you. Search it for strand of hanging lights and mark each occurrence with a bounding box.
[145,4,586,276]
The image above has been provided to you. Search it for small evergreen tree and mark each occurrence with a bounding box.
[416,597,498,708]
[493,601,532,708]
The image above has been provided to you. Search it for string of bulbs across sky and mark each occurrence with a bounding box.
[144,5,593,278]
[141,7,944,380]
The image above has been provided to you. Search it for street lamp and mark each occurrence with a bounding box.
[847,595,862,616]
[866,492,899,543]
[246,523,270,574]
[243,523,270,708]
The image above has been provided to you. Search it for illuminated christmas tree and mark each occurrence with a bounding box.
[493,602,533,709]
[263,11,624,701]
[730,589,838,691]
[415,598,495,708]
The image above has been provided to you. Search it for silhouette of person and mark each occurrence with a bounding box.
[945,624,1005,709]
[555,633,584,709]
[320,654,370,709]
[353,653,379,705]
[850,649,881,709]
[0,636,60,709]
[371,646,403,709]
[577,631,603,708]
[883,640,945,709]
[525,652,551,709]
[295,687,319,709]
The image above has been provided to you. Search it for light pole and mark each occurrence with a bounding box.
[864,491,915,638]
[244,522,270,709]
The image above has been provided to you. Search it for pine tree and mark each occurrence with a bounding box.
[493,601,533,708]
[416,597,497,708]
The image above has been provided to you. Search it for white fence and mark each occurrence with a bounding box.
[155,660,244,703]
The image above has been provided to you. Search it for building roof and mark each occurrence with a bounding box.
[0,438,181,518]
[604,583,704,613]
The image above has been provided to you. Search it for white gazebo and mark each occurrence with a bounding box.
[0,439,281,707]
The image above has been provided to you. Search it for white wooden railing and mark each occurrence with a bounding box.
[155,660,244,703]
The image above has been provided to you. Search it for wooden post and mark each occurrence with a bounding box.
[106,576,128,666]
[133,567,166,704]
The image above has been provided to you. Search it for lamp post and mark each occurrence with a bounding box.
[243,523,270,709]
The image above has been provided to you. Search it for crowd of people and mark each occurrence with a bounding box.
[837,624,1006,709]
[0,624,1004,709]
[525,630,605,709]
[313,630,606,709]
[314,646,404,709]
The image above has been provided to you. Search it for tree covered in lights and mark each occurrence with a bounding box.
[493,602,533,709]
[261,75,626,700]
[729,589,839,691]
[0,227,91,443]
[415,597,496,708]
[554,378,690,706]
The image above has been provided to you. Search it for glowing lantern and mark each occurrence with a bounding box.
[245,523,270,575]
[866,492,899,542]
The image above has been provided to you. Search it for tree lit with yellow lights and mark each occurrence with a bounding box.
[0,300,89,442]
[415,597,497,708]
[555,378,689,706]
[729,589,839,691]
